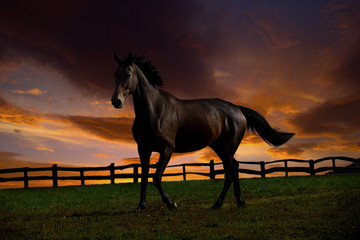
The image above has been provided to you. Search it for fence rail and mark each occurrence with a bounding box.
[0,156,359,188]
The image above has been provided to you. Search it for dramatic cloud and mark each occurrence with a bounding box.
[266,143,320,159]
[64,116,134,144]
[0,0,223,99]
[289,42,360,146]
[0,96,42,126]
[0,92,134,145]
[289,98,360,136]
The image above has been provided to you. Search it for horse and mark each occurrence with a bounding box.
[111,52,294,212]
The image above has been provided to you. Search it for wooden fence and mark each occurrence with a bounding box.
[0,156,359,188]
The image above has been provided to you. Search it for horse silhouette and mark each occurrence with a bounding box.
[111,52,294,211]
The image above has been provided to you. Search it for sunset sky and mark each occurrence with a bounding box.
[1,0,359,186]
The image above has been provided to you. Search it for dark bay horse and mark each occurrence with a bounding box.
[111,52,294,212]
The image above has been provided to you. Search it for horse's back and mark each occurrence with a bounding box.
[174,97,246,152]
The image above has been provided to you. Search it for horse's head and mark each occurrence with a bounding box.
[111,52,138,109]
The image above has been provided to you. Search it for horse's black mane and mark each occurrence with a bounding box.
[134,56,163,88]
[119,52,164,88]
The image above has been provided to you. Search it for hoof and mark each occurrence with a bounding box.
[210,199,223,210]
[166,201,177,211]
[237,199,245,207]
[209,205,221,210]
[135,204,146,212]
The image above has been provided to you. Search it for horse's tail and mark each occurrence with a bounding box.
[239,106,295,147]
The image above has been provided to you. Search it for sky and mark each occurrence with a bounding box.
[0,0,359,187]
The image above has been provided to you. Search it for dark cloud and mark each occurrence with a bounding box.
[289,42,360,142]
[2,0,359,103]
[266,143,316,159]
[65,116,134,143]
[289,97,360,136]
[0,0,221,99]
[327,42,360,98]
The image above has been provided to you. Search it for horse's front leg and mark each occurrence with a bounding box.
[135,148,151,212]
[153,147,177,210]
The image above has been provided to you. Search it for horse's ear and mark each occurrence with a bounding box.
[127,51,137,64]
[114,53,120,63]
[128,51,133,60]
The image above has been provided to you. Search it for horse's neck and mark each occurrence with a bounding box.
[132,71,160,118]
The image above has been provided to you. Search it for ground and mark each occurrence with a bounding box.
[1,175,359,239]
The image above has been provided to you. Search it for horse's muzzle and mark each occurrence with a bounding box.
[111,98,123,109]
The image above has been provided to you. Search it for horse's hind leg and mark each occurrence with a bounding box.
[231,158,245,207]
[209,147,234,209]
[210,146,245,209]
[210,171,232,209]
[153,147,177,210]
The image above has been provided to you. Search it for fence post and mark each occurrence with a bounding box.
[309,160,315,176]
[133,165,139,183]
[332,158,336,175]
[182,165,186,181]
[80,170,85,186]
[52,164,58,187]
[24,167,29,188]
[110,163,115,184]
[260,161,266,178]
[284,160,288,177]
[209,160,215,180]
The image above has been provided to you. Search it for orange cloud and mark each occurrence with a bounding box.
[267,147,304,159]
[241,135,264,145]
[34,146,54,152]
[248,92,300,117]
[0,151,25,168]
[0,95,136,145]
[0,96,43,126]
[11,88,47,95]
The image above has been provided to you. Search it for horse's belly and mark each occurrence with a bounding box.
[174,128,217,153]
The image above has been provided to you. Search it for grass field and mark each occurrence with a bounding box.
[1,174,359,240]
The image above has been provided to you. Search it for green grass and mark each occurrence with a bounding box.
[1,175,360,239]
